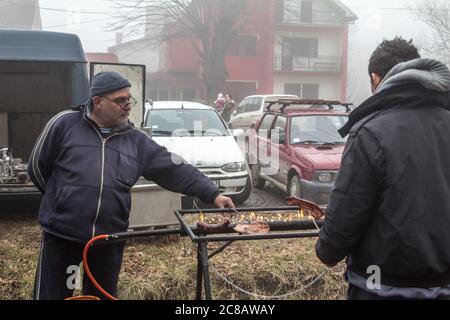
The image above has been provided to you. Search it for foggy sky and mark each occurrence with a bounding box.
[38,0,426,52]
[38,0,431,104]
[342,0,430,104]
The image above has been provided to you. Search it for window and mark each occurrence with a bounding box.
[272,115,287,144]
[245,97,263,112]
[282,0,314,25]
[243,97,255,113]
[236,98,249,114]
[302,84,319,99]
[284,83,319,99]
[282,37,318,57]
[284,83,301,96]
[283,0,300,24]
[290,115,348,144]
[272,115,287,131]
[301,0,313,23]
[258,114,276,139]
[228,35,258,56]
[146,109,228,137]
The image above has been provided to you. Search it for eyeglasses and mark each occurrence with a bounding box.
[100,95,138,108]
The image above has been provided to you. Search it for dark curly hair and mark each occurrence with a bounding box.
[368,37,420,80]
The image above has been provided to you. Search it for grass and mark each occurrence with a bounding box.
[0,214,347,300]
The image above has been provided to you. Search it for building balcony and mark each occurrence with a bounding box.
[274,55,342,73]
[276,11,346,28]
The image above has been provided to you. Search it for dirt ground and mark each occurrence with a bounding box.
[0,211,347,300]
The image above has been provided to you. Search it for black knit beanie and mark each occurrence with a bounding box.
[90,71,131,97]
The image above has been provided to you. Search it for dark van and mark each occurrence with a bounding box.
[0,30,89,208]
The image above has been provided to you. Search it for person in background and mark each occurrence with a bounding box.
[220,93,236,123]
[214,93,225,112]
[315,37,450,300]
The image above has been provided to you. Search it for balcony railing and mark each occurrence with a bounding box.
[276,10,345,27]
[274,55,343,73]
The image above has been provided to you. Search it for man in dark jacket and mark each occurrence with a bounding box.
[220,94,236,123]
[29,71,234,300]
[315,37,450,299]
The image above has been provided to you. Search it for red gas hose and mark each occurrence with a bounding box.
[82,234,118,301]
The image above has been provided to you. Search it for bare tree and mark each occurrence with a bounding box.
[108,0,249,102]
[411,0,450,65]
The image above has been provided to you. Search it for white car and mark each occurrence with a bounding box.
[230,94,299,129]
[143,101,251,204]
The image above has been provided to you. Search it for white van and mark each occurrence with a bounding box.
[229,94,299,129]
[143,101,251,204]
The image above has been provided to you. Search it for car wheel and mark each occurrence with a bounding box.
[231,176,252,205]
[250,164,265,189]
[288,175,302,198]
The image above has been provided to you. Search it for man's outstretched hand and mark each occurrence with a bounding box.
[214,194,235,209]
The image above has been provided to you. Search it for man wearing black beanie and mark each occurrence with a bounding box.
[28,71,234,300]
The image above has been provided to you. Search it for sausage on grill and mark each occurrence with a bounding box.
[286,196,325,220]
[196,218,231,233]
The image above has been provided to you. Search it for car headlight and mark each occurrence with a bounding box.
[222,162,246,172]
[316,172,332,183]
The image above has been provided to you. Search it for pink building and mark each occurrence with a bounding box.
[109,0,357,103]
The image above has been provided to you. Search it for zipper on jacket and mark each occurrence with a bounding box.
[84,117,132,238]
[92,138,106,238]
[91,135,132,238]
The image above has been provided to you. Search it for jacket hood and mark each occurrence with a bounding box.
[339,59,450,138]
[376,58,450,94]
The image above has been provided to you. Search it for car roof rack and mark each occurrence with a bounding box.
[266,99,353,113]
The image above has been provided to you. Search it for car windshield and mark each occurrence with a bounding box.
[145,108,228,137]
[290,115,348,145]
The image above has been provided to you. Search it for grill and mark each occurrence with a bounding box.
[108,199,324,300]
[175,206,323,300]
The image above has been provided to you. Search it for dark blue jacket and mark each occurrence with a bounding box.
[28,103,219,242]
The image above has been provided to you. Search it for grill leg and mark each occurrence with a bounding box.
[199,241,212,300]
[196,242,203,300]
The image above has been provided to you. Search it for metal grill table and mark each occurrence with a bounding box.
[174,206,323,300]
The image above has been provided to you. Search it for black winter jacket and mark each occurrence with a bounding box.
[316,59,450,288]
[28,104,219,242]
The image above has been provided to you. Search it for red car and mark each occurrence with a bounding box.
[247,99,351,207]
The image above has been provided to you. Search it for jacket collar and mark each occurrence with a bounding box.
[376,58,450,94]
[339,58,450,138]
[339,83,450,138]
